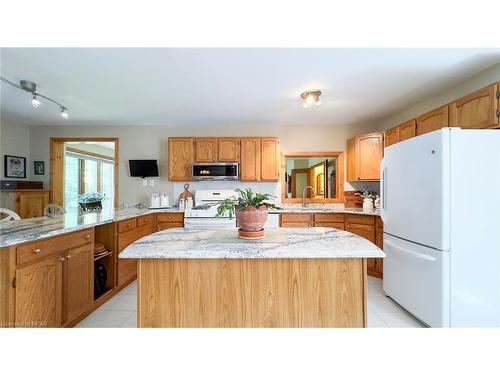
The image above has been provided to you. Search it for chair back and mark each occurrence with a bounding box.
[44,204,66,216]
[0,208,21,222]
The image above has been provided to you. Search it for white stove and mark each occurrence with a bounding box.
[184,189,237,229]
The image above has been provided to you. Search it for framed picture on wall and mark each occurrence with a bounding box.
[4,155,26,178]
[34,161,45,175]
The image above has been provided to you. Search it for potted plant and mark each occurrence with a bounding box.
[79,192,105,212]
[355,190,375,212]
[215,188,281,238]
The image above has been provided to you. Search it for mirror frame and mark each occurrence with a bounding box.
[281,151,344,203]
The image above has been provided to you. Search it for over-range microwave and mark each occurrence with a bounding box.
[192,162,239,181]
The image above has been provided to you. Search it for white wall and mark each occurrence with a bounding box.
[0,117,31,179]
[377,62,500,131]
[28,122,378,206]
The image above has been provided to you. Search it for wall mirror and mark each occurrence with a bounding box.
[281,152,344,203]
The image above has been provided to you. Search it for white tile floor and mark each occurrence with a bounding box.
[76,276,424,328]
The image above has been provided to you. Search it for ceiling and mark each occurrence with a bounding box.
[1,48,500,127]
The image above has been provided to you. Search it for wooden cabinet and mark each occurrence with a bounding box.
[15,254,64,327]
[345,214,375,243]
[384,120,416,148]
[194,137,218,162]
[240,137,262,181]
[416,105,449,136]
[280,213,313,227]
[168,138,194,181]
[0,189,49,218]
[449,83,499,129]
[384,126,400,147]
[218,137,240,162]
[63,244,93,323]
[347,132,383,182]
[260,137,280,181]
[314,213,345,230]
[370,217,384,279]
[156,212,184,231]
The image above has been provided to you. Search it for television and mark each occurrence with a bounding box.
[129,160,159,178]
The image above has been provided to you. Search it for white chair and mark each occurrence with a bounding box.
[43,204,66,216]
[0,208,21,221]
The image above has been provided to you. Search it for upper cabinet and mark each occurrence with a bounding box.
[168,137,279,182]
[347,132,383,182]
[449,83,499,129]
[240,138,262,181]
[384,126,400,147]
[194,137,218,162]
[168,138,194,181]
[416,105,449,136]
[260,137,280,181]
[399,119,417,141]
[218,137,240,162]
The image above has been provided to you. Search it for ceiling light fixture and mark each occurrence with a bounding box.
[0,76,69,119]
[300,89,322,108]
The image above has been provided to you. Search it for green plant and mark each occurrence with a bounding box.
[355,189,375,200]
[214,188,281,219]
[78,192,106,203]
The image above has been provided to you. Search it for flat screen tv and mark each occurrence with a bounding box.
[129,159,159,178]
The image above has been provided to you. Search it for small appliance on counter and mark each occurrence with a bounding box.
[149,193,171,209]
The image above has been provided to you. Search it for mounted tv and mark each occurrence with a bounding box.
[129,159,159,178]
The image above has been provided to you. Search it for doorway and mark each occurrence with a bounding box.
[50,138,119,209]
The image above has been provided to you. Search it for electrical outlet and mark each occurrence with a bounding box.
[149,179,155,186]
[142,179,147,187]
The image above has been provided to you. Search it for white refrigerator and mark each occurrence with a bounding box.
[381,127,500,327]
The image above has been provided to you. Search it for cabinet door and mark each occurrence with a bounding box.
[194,138,218,162]
[15,254,63,327]
[416,105,449,136]
[370,219,384,279]
[63,245,94,323]
[218,137,240,162]
[449,83,499,129]
[168,138,194,181]
[399,119,416,141]
[346,137,357,181]
[384,127,400,147]
[240,138,261,181]
[345,222,375,243]
[19,192,49,218]
[260,137,280,181]
[356,133,383,181]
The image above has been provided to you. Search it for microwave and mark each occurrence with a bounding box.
[192,163,239,181]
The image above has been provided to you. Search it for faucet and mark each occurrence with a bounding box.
[302,185,316,207]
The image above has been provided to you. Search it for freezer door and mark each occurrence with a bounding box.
[383,234,450,327]
[381,128,450,251]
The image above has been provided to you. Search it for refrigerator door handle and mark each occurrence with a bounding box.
[380,158,387,222]
[385,239,437,261]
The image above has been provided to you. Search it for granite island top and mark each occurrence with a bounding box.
[0,207,182,248]
[119,227,385,259]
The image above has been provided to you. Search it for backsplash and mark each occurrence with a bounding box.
[173,181,281,206]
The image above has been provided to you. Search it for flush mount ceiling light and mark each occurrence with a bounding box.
[0,76,69,119]
[300,89,322,108]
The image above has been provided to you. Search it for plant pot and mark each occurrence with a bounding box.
[236,205,268,232]
[79,200,102,212]
[362,198,374,212]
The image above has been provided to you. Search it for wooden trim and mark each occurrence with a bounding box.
[282,152,344,203]
[50,138,119,207]
[65,147,115,161]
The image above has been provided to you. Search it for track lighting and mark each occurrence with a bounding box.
[31,94,41,108]
[60,107,69,119]
[0,76,69,119]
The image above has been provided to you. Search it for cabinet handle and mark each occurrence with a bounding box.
[33,248,41,254]
[127,223,131,227]
[58,256,66,262]
[84,234,91,240]
[66,254,72,260]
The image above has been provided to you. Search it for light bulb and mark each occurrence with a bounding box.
[31,94,41,108]
[305,95,316,105]
[315,99,321,106]
[60,107,69,119]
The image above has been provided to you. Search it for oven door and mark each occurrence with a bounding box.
[184,217,236,229]
[192,163,238,181]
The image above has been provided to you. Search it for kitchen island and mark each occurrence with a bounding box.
[120,227,384,328]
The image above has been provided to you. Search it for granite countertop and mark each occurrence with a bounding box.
[0,207,182,248]
[119,227,384,259]
[272,204,380,216]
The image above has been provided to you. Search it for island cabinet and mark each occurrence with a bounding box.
[346,132,383,182]
[416,105,449,136]
[0,189,50,218]
[7,228,94,327]
[217,137,240,162]
[449,82,499,129]
[168,137,194,181]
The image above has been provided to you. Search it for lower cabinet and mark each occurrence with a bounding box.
[280,212,383,279]
[0,189,50,218]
